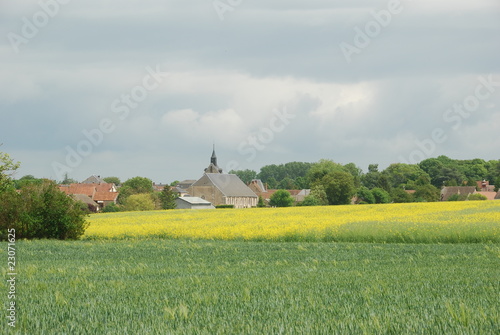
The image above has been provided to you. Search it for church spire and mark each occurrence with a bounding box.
[211,143,217,167]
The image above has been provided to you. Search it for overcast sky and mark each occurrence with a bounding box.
[1,0,499,184]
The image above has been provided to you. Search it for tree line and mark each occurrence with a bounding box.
[231,156,500,206]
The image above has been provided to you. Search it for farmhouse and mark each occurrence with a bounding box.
[440,186,476,201]
[188,148,258,208]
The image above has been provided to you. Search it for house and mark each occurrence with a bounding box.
[59,178,119,210]
[175,197,215,210]
[440,186,476,201]
[188,147,258,208]
[496,190,500,200]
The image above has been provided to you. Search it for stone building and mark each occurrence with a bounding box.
[188,147,258,208]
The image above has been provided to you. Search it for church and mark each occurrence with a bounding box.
[188,147,258,208]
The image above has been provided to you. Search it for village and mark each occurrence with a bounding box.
[56,148,500,212]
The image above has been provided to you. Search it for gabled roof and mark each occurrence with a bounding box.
[59,184,96,197]
[82,175,106,184]
[495,190,500,200]
[71,194,98,207]
[193,173,257,198]
[440,186,476,201]
[176,197,213,205]
[94,191,119,202]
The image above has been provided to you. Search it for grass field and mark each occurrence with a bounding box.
[3,201,500,333]
[2,240,500,334]
[85,201,500,243]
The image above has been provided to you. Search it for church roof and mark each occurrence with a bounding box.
[193,173,257,198]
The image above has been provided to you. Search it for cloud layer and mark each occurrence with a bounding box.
[1,0,499,183]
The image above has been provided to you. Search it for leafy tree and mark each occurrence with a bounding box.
[391,188,413,203]
[299,195,322,206]
[103,176,121,186]
[123,194,155,211]
[257,196,265,208]
[307,159,345,183]
[170,180,180,187]
[269,190,294,207]
[0,180,88,240]
[309,185,329,206]
[61,173,78,184]
[382,163,430,189]
[14,175,43,189]
[413,184,440,202]
[159,186,177,210]
[371,188,391,204]
[357,187,375,204]
[344,163,362,188]
[278,177,296,190]
[118,176,154,204]
[229,169,257,184]
[266,177,278,189]
[320,171,355,205]
[361,164,381,189]
[0,150,20,193]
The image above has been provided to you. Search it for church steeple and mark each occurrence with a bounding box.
[205,144,223,174]
[211,144,217,167]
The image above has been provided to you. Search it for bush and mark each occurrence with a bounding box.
[0,180,88,240]
[269,190,294,207]
[102,203,121,213]
[122,194,155,211]
[357,187,375,204]
[468,193,487,201]
[216,205,235,209]
[371,188,391,204]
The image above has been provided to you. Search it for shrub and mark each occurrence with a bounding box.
[216,205,235,209]
[372,188,391,204]
[122,194,155,211]
[269,190,294,207]
[102,203,121,213]
[0,180,88,240]
[468,193,487,201]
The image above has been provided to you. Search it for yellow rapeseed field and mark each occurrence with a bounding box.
[84,201,500,242]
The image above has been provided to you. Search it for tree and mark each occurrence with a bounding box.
[382,163,430,189]
[357,187,375,204]
[118,176,154,204]
[309,184,329,206]
[371,188,391,204]
[362,164,381,189]
[61,173,78,184]
[299,195,322,206]
[307,159,345,183]
[229,169,257,184]
[159,186,177,210]
[391,188,413,203]
[14,175,43,189]
[123,194,155,211]
[103,176,121,186]
[257,196,265,208]
[344,163,362,188]
[320,171,355,205]
[0,150,20,193]
[269,190,294,207]
[413,184,440,202]
[0,180,88,240]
